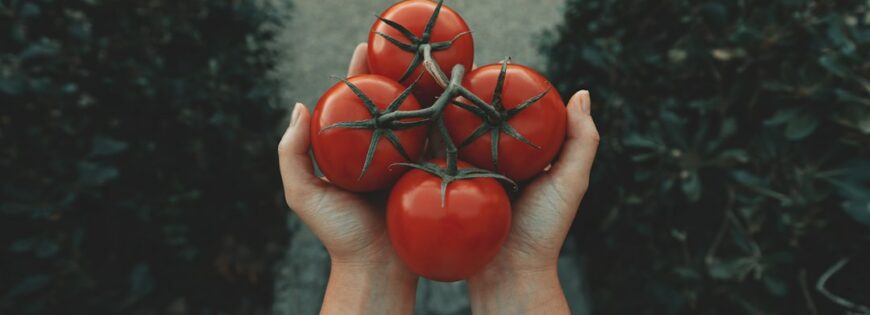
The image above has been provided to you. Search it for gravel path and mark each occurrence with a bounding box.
[271,1,590,314]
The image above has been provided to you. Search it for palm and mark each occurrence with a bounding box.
[277,43,404,265]
[475,90,598,274]
[303,184,394,263]
[279,43,597,315]
[281,43,598,277]
[499,173,585,269]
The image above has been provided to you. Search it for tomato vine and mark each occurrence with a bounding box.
[321,0,552,205]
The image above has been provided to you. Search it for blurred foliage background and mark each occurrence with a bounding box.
[2,0,869,314]
[544,0,869,314]
[1,0,289,314]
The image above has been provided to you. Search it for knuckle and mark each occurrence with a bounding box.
[283,192,297,209]
[283,193,294,208]
[277,140,291,156]
[577,177,590,195]
[588,129,601,144]
[283,187,302,209]
[283,182,318,212]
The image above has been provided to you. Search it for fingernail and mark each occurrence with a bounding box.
[579,90,591,114]
[290,103,303,127]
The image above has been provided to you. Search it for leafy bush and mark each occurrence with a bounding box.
[544,0,869,314]
[0,0,289,313]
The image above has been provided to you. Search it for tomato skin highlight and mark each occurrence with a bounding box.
[311,74,427,192]
[387,159,511,282]
[367,0,474,105]
[443,63,567,181]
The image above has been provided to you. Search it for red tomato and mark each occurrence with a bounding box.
[443,63,567,181]
[311,74,427,192]
[387,159,511,282]
[368,0,474,105]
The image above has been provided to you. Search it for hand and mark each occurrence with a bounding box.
[467,91,600,314]
[277,43,417,315]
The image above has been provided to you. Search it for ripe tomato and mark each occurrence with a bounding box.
[387,159,511,282]
[311,74,427,192]
[443,63,567,181]
[368,0,474,105]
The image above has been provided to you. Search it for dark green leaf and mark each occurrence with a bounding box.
[90,136,129,156]
[835,89,870,107]
[764,108,799,126]
[708,260,740,280]
[818,55,849,77]
[34,240,59,258]
[0,78,24,96]
[623,134,658,148]
[842,198,870,226]
[19,39,60,60]
[716,149,749,163]
[673,267,701,281]
[784,111,818,140]
[129,263,154,299]
[681,172,701,201]
[719,118,737,139]
[10,239,35,253]
[4,275,51,301]
[19,3,41,18]
[763,276,788,296]
[76,161,119,186]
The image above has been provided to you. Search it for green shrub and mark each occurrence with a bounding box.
[0,0,289,313]
[544,0,869,313]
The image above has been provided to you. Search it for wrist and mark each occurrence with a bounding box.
[467,262,568,315]
[321,259,418,314]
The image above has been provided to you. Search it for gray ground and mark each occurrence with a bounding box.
[271,1,590,314]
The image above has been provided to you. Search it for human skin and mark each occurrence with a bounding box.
[277,43,599,314]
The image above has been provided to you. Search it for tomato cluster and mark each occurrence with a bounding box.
[310,0,566,282]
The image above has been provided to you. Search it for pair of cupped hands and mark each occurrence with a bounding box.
[278,43,599,315]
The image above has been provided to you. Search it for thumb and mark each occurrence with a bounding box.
[544,90,600,204]
[278,103,325,209]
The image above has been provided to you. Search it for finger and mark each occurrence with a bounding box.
[347,43,369,76]
[472,63,478,70]
[278,103,325,208]
[547,91,600,194]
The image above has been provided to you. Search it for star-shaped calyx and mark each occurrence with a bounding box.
[320,76,429,180]
[393,161,517,207]
[452,58,550,168]
[374,0,472,83]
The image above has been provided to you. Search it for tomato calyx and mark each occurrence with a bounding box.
[453,58,549,168]
[374,0,472,84]
[393,161,516,207]
[320,76,427,179]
